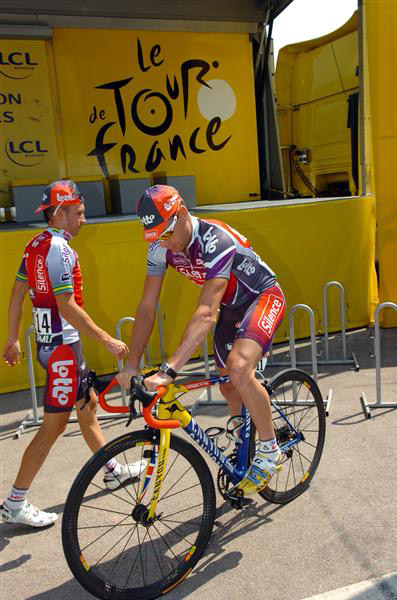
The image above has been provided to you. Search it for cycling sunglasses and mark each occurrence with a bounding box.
[158,214,178,241]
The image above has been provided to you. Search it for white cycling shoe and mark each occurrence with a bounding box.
[1,500,58,527]
[104,460,147,490]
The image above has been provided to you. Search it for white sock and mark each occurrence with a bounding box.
[258,438,279,453]
[103,459,121,476]
[4,486,28,512]
[253,438,281,470]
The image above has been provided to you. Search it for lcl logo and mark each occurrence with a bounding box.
[0,52,38,66]
[7,140,48,154]
[0,52,38,79]
[5,140,48,167]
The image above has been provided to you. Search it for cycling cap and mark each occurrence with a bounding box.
[35,180,84,214]
[136,185,182,241]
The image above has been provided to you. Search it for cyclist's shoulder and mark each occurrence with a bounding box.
[198,218,249,247]
[25,229,52,251]
[148,240,166,261]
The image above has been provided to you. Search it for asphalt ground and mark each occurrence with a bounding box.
[1,328,396,600]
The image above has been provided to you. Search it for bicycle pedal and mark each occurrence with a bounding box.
[225,487,248,510]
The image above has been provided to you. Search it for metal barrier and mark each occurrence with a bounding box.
[323,281,359,370]
[15,326,129,438]
[268,305,332,414]
[268,283,359,371]
[360,302,397,418]
[267,304,320,375]
[289,304,319,382]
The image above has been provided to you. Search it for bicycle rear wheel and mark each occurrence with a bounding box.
[251,368,326,504]
[62,430,216,600]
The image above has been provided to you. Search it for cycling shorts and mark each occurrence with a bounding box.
[37,340,89,413]
[213,283,286,368]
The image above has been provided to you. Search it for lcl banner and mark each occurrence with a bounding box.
[0,39,59,207]
[52,29,260,205]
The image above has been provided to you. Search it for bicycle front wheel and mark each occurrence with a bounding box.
[251,368,326,504]
[62,430,216,600]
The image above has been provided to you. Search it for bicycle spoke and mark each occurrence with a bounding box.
[159,464,195,501]
[87,480,137,507]
[92,522,137,566]
[159,481,201,502]
[80,503,131,517]
[162,503,204,519]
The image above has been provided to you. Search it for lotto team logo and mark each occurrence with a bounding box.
[51,359,74,405]
[47,345,78,409]
[258,294,284,337]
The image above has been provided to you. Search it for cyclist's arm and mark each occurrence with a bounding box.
[55,293,128,357]
[2,280,29,366]
[124,274,165,371]
[168,277,228,372]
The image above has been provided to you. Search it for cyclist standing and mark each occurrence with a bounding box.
[1,180,144,528]
[118,185,286,495]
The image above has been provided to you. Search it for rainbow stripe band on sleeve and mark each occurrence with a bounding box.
[16,272,28,282]
[53,284,74,295]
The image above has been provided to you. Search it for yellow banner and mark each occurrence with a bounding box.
[52,29,260,205]
[1,196,376,393]
[0,39,60,206]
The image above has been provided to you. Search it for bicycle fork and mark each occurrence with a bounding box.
[137,393,192,522]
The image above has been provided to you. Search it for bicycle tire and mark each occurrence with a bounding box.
[62,430,216,600]
[251,368,326,505]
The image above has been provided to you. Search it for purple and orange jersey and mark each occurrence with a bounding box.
[147,216,277,307]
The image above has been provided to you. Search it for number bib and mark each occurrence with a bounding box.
[33,307,53,343]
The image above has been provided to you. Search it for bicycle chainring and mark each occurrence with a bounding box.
[216,452,237,498]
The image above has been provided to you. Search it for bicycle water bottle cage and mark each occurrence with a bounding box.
[226,416,245,444]
[204,426,227,449]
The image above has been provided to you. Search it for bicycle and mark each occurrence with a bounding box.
[62,367,326,600]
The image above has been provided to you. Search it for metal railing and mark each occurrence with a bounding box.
[323,281,359,369]
[360,302,397,418]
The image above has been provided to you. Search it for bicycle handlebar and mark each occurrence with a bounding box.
[97,378,130,413]
[141,385,180,429]
[95,374,181,429]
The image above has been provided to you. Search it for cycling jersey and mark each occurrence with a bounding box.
[147,216,277,307]
[16,228,83,345]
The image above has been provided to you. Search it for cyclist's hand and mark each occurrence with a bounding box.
[116,367,140,389]
[144,371,173,392]
[104,337,129,359]
[3,340,21,367]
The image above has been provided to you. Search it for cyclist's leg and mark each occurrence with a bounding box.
[226,338,274,440]
[229,285,286,493]
[73,341,106,453]
[214,304,245,415]
[231,283,286,438]
[12,410,71,490]
[1,344,76,526]
[76,389,106,453]
[13,343,78,489]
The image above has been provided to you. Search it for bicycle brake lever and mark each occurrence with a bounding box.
[130,376,157,408]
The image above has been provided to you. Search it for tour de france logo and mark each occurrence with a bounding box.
[87,37,237,176]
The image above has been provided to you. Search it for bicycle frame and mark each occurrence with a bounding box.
[98,374,304,516]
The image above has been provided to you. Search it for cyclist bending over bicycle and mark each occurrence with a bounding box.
[118,185,286,495]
